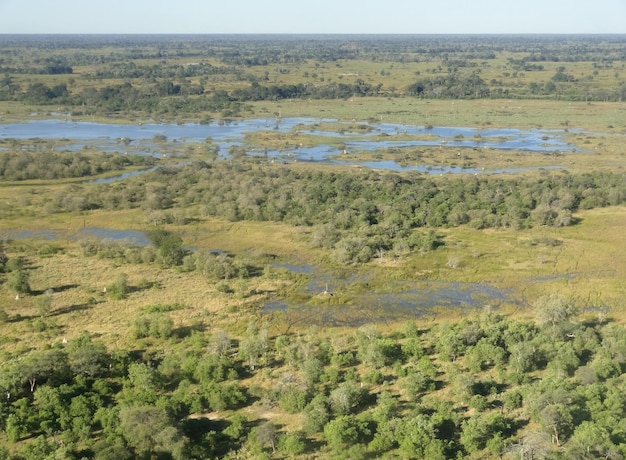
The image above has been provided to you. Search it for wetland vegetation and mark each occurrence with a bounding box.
[1,34,626,459]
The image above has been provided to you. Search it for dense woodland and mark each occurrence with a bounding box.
[36,161,626,264]
[1,35,626,459]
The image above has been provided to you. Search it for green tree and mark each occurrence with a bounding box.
[397,413,439,458]
[7,268,30,295]
[223,413,248,441]
[93,441,133,460]
[565,421,618,459]
[147,228,185,266]
[119,406,188,459]
[17,435,55,460]
[323,415,369,452]
[66,332,109,377]
[21,349,70,393]
[33,385,65,435]
[123,362,159,404]
[534,294,577,328]
[304,394,329,435]
[34,289,53,317]
[278,431,307,456]
[107,272,129,300]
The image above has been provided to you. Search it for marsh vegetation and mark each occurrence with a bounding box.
[0,34,626,459]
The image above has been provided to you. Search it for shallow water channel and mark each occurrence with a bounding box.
[264,268,519,326]
[0,117,579,173]
[1,226,518,324]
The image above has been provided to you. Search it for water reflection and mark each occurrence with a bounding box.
[263,280,518,327]
[263,264,520,326]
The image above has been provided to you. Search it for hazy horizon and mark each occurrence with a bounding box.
[1,0,624,35]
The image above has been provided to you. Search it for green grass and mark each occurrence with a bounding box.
[3,203,626,355]
[249,97,626,132]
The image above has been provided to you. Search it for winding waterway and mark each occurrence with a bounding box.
[0,117,580,173]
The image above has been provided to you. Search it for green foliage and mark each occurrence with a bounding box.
[132,313,175,339]
[123,362,159,405]
[106,272,129,300]
[277,430,307,456]
[304,394,330,435]
[401,367,435,400]
[0,150,153,181]
[119,406,188,459]
[277,382,309,413]
[34,290,53,317]
[460,413,511,454]
[397,414,441,458]
[7,268,30,294]
[4,312,626,458]
[323,415,370,452]
[203,381,246,411]
[534,293,578,328]
[143,302,185,313]
[223,413,248,441]
[66,332,109,377]
[147,228,185,266]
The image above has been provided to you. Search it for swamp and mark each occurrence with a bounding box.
[0,34,626,459]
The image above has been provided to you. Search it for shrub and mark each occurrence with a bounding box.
[7,269,30,294]
[107,273,129,300]
[278,431,307,456]
[132,314,174,339]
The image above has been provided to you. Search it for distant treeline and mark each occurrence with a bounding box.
[4,75,625,121]
[1,79,385,117]
[2,35,626,116]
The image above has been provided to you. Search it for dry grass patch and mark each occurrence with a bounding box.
[0,248,288,351]
[415,206,626,318]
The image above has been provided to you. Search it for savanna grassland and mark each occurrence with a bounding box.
[1,35,626,460]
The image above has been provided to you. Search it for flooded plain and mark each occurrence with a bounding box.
[0,117,577,322]
[264,267,520,326]
[0,117,580,173]
[0,225,520,323]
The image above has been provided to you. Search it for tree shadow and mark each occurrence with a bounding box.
[8,313,33,323]
[173,323,207,339]
[31,283,79,296]
[128,280,161,294]
[50,303,93,317]
[182,417,229,443]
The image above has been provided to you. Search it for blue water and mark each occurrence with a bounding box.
[0,117,580,174]
[0,227,150,245]
[83,167,159,184]
[263,264,520,325]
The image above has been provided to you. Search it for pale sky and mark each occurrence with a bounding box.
[0,0,624,34]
